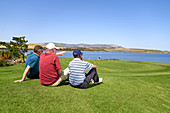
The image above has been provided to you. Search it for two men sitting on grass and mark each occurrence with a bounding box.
[14,43,66,83]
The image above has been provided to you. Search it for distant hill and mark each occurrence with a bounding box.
[1,42,169,54]
[42,42,123,49]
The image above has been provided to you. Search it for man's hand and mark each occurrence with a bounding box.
[56,51,66,56]
[92,65,97,70]
[14,79,24,83]
[57,69,62,76]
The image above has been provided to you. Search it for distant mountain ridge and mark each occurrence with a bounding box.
[42,42,123,49]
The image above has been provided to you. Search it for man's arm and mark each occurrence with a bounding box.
[14,65,31,82]
[56,51,66,56]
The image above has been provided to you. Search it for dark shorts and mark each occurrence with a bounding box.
[27,73,39,79]
[70,68,99,89]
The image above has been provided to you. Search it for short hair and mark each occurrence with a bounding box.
[73,54,78,58]
[34,45,43,53]
[73,53,81,58]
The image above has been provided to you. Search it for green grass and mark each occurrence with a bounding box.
[0,57,170,113]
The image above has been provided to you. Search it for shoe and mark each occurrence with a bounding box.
[92,78,103,84]
[91,79,94,83]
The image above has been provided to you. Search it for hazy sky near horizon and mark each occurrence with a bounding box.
[0,0,170,50]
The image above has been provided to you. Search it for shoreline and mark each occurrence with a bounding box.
[0,44,170,54]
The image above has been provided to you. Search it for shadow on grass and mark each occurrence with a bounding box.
[57,80,70,86]
[55,80,104,89]
[22,79,103,89]
[87,82,103,89]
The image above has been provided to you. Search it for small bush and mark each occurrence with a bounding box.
[0,51,12,67]
[0,58,8,67]
[0,51,11,59]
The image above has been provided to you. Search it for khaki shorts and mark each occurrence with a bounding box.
[51,67,69,87]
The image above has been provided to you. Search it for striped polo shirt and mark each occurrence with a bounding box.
[69,58,93,86]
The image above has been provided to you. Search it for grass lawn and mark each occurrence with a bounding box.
[0,57,170,113]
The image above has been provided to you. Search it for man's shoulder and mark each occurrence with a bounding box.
[69,59,90,66]
[41,53,58,58]
[69,59,74,65]
[25,54,39,65]
[70,58,81,63]
[27,53,39,60]
[51,54,59,59]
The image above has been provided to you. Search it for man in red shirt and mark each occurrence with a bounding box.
[39,43,69,86]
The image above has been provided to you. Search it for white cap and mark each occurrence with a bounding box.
[46,43,58,50]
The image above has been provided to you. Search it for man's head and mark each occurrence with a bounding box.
[34,45,43,56]
[46,43,58,55]
[73,49,83,58]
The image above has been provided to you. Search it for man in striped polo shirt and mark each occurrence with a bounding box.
[69,49,102,88]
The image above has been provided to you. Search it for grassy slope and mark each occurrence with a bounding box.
[0,57,170,113]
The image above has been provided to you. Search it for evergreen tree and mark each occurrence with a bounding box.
[0,36,28,62]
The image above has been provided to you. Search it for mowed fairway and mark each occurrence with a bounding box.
[0,57,170,113]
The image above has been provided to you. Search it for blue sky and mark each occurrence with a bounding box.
[0,0,170,51]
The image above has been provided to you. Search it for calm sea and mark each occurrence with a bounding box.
[25,50,170,63]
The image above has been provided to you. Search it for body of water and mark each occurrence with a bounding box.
[25,50,170,63]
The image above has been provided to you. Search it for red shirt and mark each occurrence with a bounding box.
[39,53,62,85]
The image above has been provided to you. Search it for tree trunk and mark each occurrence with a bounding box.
[22,54,25,63]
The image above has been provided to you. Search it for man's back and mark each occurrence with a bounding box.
[69,58,92,86]
[39,53,62,85]
[25,52,39,76]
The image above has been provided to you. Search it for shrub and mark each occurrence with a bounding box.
[0,58,7,67]
[0,51,12,67]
